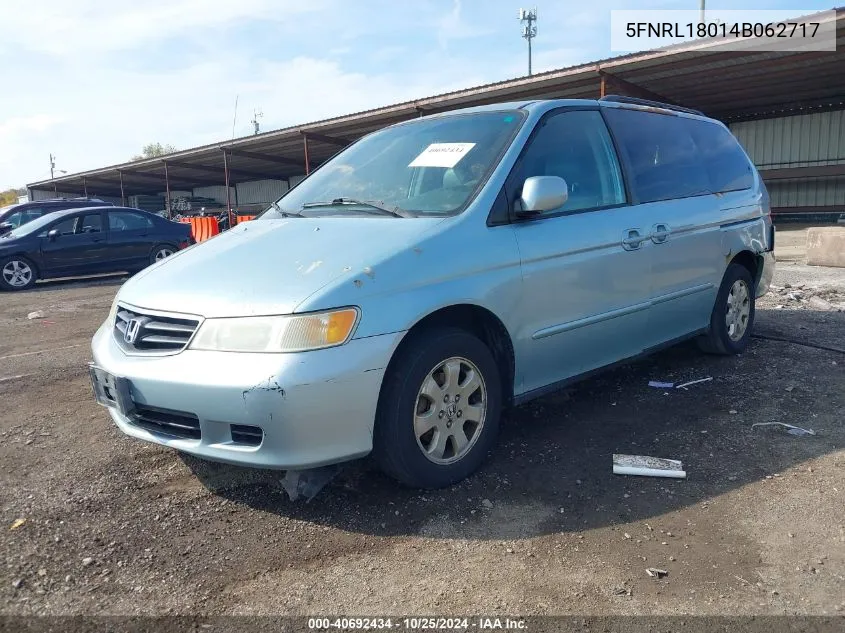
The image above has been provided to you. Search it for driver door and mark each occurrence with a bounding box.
[509,109,654,394]
[40,211,109,276]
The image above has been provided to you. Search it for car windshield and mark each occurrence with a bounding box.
[0,204,20,221]
[259,110,525,219]
[2,212,64,239]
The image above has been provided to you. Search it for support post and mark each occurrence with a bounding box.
[164,161,172,220]
[600,74,607,98]
[223,149,233,228]
[303,133,311,175]
[83,178,88,197]
[119,171,126,206]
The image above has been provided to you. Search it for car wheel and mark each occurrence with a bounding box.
[150,244,176,264]
[374,327,502,489]
[0,256,37,291]
[698,263,755,355]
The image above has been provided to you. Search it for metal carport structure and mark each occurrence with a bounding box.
[27,8,845,218]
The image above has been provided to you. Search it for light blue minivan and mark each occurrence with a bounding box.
[90,96,775,488]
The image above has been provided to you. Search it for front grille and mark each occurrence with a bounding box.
[114,306,199,353]
[130,404,201,440]
[230,424,264,447]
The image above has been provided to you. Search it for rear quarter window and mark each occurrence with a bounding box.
[686,120,754,193]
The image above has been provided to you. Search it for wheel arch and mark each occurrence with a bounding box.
[729,249,762,288]
[384,303,516,407]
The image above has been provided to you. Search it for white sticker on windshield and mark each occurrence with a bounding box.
[409,143,476,168]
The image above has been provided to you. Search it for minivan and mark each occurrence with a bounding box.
[90,96,775,489]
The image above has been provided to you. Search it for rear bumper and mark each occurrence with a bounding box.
[757,250,775,298]
[91,321,403,469]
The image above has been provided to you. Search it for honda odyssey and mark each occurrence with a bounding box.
[90,96,775,488]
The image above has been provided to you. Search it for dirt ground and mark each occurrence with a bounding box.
[1,224,843,617]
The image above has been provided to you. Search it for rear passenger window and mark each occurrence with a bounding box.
[513,110,626,213]
[686,120,754,192]
[603,108,711,203]
[109,211,154,231]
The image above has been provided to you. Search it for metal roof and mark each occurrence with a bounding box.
[29,8,845,198]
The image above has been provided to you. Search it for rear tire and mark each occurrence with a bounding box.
[373,327,502,489]
[150,244,176,265]
[0,256,37,291]
[697,263,755,355]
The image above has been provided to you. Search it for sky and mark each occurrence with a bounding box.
[0,0,833,189]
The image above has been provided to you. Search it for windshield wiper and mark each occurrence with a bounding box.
[301,198,412,218]
[268,201,305,218]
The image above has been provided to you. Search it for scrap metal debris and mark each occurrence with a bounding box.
[613,454,687,479]
[648,381,674,389]
[280,465,343,502]
[646,568,668,579]
[751,422,816,436]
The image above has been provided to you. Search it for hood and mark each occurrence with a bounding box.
[118,217,445,318]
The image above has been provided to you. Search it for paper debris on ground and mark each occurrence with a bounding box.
[675,377,713,390]
[613,454,686,479]
[648,381,674,389]
[27,311,45,320]
[751,422,816,436]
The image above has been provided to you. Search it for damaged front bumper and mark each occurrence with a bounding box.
[90,321,403,469]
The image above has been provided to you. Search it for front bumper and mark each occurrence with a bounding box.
[91,321,403,469]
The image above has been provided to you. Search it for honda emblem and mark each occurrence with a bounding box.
[124,319,143,345]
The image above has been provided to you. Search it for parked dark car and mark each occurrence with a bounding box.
[0,197,114,236]
[0,206,193,291]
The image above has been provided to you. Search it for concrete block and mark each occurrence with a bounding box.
[806,227,845,268]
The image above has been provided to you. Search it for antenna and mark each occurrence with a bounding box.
[517,7,538,76]
[231,95,239,139]
[251,108,264,135]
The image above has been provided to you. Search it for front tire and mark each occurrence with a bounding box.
[373,327,502,489]
[698,263,755,355]
[0,256,37,291]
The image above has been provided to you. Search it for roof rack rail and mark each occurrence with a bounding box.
[599,95,704,117]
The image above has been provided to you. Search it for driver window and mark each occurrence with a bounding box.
[515,110,626,213]
[50,218,77,236]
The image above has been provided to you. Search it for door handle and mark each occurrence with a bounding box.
[651,223,671,244]
[622,228,648,251]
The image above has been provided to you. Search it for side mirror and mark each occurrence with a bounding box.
[517,176,568,215]
[0,223,12,235]
[47,229,60,241]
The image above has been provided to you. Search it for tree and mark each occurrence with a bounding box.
[131,143,177,161]
[0,188,24,206]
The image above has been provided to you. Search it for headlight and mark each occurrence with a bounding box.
[106,296,120,325]
[188,308,359,353]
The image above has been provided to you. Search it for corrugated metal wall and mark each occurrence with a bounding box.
[766,177,845,208]
[730,110,845,169]
[236,179,288,204]
[30,189,121,205]
[730,110,845,212]
[192,186,236,204]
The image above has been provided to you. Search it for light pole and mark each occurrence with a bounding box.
[518,8,538,76]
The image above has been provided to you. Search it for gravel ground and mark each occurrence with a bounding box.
[1,225,843,617]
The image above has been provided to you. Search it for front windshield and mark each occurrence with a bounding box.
[261,110,524,218]
[2,212,60,239]
[0,204,20,221]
